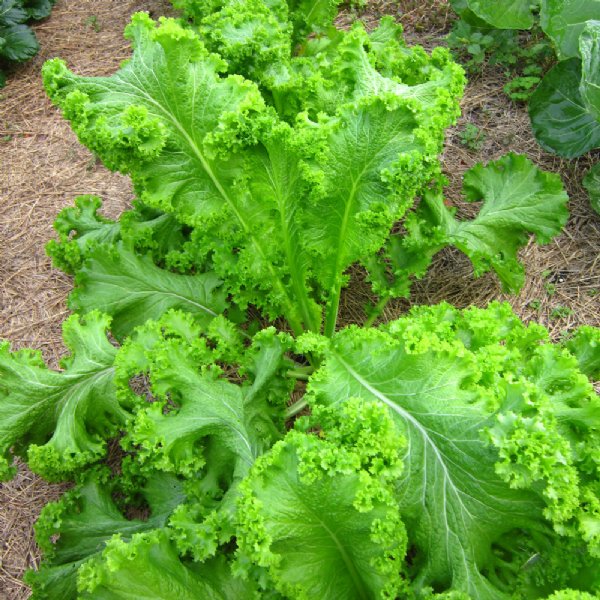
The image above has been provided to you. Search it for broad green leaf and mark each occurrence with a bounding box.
[0,312,125,481]
[304,96,431,335]
[529,58,600,157]
[381,154,569,297]
[47,196,188,274]
[300,27,465,121]
[303,304,600,595]
[0,23,38,61]
[78,530,257,599]
[237,427,406,600]
[450,0,469,12]
[112,312,293,567]
[541,0,600,59]
[42,15,264,229]
[128,373,259,478]
[42,14,313,335]
[70,243,227,340]
[306,323,545,598]
[580,20,600,122]
[583,162,600,214]
[294,31,463,334]
[26,469,185,600]
[227,122,322,333]
[449,0,493,27]
[466,0,536,30]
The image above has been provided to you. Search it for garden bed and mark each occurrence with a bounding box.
[0,0,598,597]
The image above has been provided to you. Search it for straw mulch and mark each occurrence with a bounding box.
[0,0,598,597]
[0,2,172,597]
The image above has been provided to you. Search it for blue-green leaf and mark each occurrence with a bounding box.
[529,58,600,157]
[541,0,600,59]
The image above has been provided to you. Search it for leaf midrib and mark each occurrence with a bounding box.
[333,352,478,520]
[284,470,371,600]
[117,71,303,333]
[85,262,220,317]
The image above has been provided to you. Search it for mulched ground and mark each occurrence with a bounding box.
[0,0,598,597]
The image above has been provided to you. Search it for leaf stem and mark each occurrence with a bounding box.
[285,397,309,418]
[363,296,390,328]
[323,284,342,338]
[287,367,313,381]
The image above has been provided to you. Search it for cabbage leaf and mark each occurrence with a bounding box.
[584,162,600,215]
[529,57,600,158]
[541,0,600,59]
[464,0,535,30]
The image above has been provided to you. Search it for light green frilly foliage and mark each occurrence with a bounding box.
[78,530,261,599]
[15,304,600,599]
[40,10,569,336]
[41,9,467,337]
[25,467,186,598]
[301,302,600,598]
[236,401,408,600]
[0,311,126,481]
[172,0,341,82]
[1,1,597,599]
[367,153,569,298]
[565,325,600,379]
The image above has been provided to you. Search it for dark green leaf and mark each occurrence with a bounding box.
[0,23,38,61]
[579,20,600,121]
[466,0,536,29]
[24,0,56,20]
[583,162,600,214]
[541,0,600,59]
[529,58,600,157]
[0,0,28,27]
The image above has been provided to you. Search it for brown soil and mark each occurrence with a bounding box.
[0,2,173,597]
[0,0,598,598]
